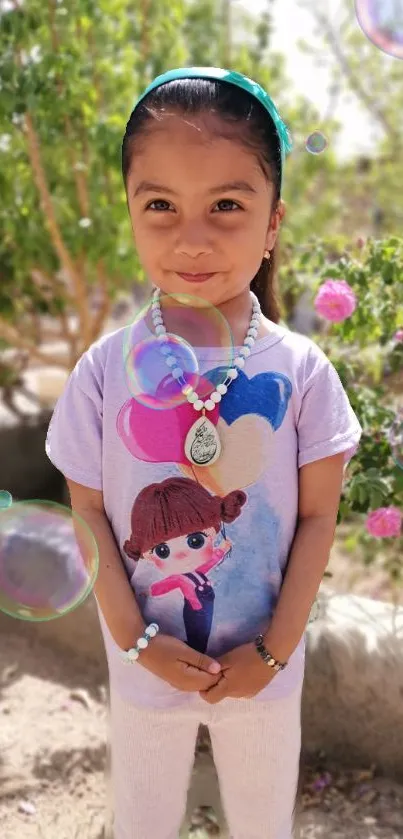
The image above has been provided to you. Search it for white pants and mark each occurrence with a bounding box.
[108,682,302,839]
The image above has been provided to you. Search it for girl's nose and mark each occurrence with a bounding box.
[174,223,213,259]
[175,551,187,560]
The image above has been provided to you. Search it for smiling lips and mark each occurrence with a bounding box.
[176,272,217,283]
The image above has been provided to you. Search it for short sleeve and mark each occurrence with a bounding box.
[297,343,362,469]
[45,346,104,490]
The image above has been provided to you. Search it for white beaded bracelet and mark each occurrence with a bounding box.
[119,623,160,664]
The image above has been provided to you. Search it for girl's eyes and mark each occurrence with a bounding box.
[145,199,242,213]
[187,532,207,550]
[152,532,208,559]
[146,200,173,212]
[213,199,242,212]
[154,543,170,559]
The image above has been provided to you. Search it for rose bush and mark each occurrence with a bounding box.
[280,235,403,587]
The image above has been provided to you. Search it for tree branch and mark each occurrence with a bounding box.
[0,317,71,369]
[30,268,79,366]
[49,0,91,218]
[87,260,112,346]
[23,111,92,347]
[139,0,152,66]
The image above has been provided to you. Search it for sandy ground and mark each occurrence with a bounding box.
[1,630,403,839]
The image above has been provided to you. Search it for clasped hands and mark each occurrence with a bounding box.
[198,642,277,705]
[138,633,278,703]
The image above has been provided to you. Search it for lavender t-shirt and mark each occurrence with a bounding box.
[45,317,362,709]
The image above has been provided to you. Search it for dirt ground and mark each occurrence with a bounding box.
[0,482,402,839]
[1,608,403,839]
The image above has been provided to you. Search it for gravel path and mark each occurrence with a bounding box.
[1,632,403,839]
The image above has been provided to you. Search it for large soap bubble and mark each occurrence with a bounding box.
[355,0,403,60]
[0,498,98,622]
[122,293,234,409]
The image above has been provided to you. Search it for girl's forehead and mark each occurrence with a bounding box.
[130,113,261,175]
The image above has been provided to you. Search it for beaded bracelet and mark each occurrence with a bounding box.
[119,623,160,664]
[254,634,287,672]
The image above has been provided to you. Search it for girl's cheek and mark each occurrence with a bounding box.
[154,558,165,570]
[144,551,164,571]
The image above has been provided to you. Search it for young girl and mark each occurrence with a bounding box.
[46,67,362,839]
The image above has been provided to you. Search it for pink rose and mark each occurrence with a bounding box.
[394,329,403,342]
[366,507,402,539]
[314,280,357,323]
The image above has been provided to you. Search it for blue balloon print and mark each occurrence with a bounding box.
[206,368,292,431]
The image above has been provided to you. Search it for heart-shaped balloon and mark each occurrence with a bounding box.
[116,382,220,465]
[179,415,274,494]
[202,367,292,430]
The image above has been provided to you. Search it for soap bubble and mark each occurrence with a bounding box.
[0,490,12,509]
[0,500,98,621]
[388,409,403,469]
[355,0,403,60]
[123,293,234,409]
[306,131,328,155]
[125,333,200,410]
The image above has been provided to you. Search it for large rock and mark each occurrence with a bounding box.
[303,591,403,780]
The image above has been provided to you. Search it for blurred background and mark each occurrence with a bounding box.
[0,0,402,837]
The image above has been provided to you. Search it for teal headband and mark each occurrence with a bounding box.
[133,67,293,191]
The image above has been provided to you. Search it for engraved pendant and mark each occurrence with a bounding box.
[185,415,221,467]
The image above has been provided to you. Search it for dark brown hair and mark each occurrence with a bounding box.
[123,476,246,561]
[122,78,283,322]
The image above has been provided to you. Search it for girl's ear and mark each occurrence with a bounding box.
[265,200,285,252]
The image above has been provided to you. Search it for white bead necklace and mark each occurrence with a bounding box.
[150,288,261,468]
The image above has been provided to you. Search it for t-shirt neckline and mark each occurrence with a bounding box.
[135,317,287,363]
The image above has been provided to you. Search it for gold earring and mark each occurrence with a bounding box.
[264,249,271,260]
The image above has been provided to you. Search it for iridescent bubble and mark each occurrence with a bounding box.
[388,409,403,468]
[123,293,234,409]
[125,333,199,411]
[355,0,403,60]
[0,491,12,509]
[0,500,98,621]
[306,131,328,155]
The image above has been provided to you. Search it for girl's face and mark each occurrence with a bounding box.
[126,114,283,308]
[143,526,216,575]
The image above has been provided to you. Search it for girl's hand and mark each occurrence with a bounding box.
[199,643,277,704]
[139,633,222,693]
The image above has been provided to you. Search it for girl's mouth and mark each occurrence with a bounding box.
[176,272,216,283]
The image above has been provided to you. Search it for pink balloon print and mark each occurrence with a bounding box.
[116,382,220,465]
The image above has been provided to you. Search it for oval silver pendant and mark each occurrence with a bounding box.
[185,416,221,467]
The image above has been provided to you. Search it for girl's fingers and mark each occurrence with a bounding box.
[200,674,228,703]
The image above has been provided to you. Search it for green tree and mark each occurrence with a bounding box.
[0,0,190,371]
[0,0,342,379]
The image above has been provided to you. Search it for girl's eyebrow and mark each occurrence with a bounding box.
[133,180,257,197]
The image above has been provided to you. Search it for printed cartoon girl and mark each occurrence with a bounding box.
[123,476,246,653]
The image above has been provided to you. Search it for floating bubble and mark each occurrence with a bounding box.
[0,490,12,509]
[355,0,403,60]
[125,333,199,411]
[0,500,99,621]
[306,131,328,155]
[388,409,403,469]
[123,293,234,409]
